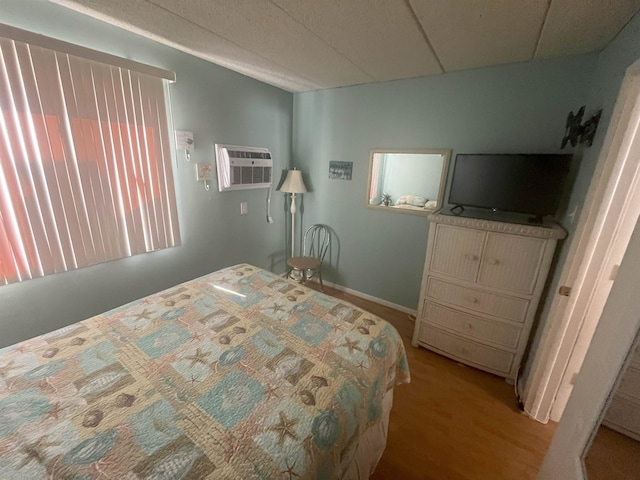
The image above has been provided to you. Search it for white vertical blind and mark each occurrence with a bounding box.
[0,36,180,285]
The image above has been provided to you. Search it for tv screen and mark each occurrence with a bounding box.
[448,154,572,217]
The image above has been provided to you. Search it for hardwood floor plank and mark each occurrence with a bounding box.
[585,425,640,480]
[309,283,556,479]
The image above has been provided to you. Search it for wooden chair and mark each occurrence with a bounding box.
[286,224,330,290]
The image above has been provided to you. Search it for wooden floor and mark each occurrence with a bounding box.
[585,425,640,480]
[311,284,557,480]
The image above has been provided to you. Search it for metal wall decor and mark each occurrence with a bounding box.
[561,106,602,149]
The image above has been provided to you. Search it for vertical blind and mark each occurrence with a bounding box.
[0,36,180,285]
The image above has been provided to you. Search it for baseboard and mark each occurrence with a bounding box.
[319,280,418,316]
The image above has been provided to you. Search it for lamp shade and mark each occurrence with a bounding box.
[278,169,307,194]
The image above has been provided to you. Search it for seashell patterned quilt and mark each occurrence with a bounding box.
[0,264,410,479]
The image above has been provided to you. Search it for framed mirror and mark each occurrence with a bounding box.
[366,148,451,216]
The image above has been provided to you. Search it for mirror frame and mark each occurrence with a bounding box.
[365,148,451,217]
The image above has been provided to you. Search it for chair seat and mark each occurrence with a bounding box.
[287,256,321,270]
[285,224,330,291]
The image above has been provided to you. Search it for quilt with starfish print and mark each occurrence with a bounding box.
[0,264,410,479]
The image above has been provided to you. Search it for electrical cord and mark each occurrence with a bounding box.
[514,363,536,417]
[266,187,274,223]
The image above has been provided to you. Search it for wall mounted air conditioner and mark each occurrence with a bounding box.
[215,144,273,192]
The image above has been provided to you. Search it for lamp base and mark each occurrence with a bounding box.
[290,193,297,258]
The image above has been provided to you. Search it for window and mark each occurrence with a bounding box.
[0,32,180,285]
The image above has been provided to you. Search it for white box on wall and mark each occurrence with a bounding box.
[215,144,272,192]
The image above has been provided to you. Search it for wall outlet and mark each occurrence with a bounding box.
[240,202,248,215]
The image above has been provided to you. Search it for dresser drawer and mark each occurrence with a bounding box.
[418,324,514,375]
[604,394,640,441]
[631,344,640,370]
[426,277,529,323]
[423,302,521,349]
[617,366,640,400]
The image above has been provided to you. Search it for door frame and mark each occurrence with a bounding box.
[524,59,640,423]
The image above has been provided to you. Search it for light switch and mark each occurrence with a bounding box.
[195,163,211,181]
[175,130,194,151]
[240,202,248,215]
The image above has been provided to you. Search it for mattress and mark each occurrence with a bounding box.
[0,264,410,479]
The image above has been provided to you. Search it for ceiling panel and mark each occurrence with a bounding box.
[149,0,372,89]
[409,0,549,72]
[52,0,322,91]
[271,0,442,82]
[536,0,640,58]
[51,0,640,92]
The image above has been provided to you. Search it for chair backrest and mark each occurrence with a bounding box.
[303,224,330,262]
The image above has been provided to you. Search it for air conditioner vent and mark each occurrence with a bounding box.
[215,144,273,192]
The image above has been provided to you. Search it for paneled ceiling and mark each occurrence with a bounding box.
[52,0,640,92]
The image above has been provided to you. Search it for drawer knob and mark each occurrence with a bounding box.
[487,258,500,265]
[472,297,480,304]
[465,322,474,330]
[465,254,479,261]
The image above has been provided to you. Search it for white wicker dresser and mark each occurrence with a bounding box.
[412,213,566,382]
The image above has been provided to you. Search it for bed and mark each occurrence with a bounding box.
[0,264,409,479]
[391,195,438,212]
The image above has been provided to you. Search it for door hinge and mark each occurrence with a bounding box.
[559,285,572,297]
[570,371,580,385]
[610,264,620,281]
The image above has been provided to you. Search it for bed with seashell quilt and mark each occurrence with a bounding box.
[0,264,410,479]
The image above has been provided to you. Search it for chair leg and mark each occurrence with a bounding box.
[318,269,324,292]
[286,269,306,284]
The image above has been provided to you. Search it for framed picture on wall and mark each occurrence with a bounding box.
[329,161,353,180]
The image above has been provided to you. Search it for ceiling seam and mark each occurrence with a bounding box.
[143,0,321,90]
[266,0,376,82]
[603,4,640,54]
[532,0,553,59]
[404,0,445,74]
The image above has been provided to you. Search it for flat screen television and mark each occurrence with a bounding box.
[448,153,572,219]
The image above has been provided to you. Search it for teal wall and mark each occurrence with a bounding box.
[292,56,597,309]
[0,0,293,347]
